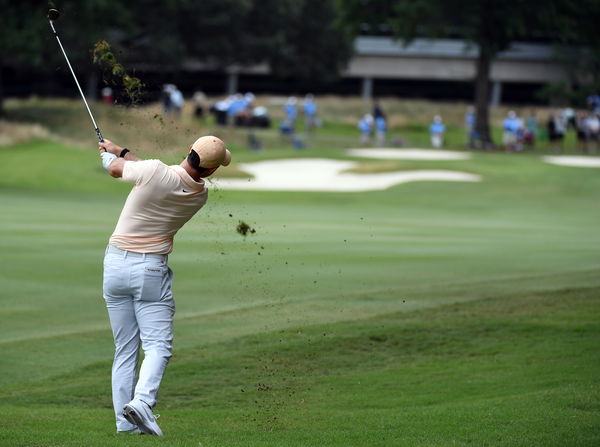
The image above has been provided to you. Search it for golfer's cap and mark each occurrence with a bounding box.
[191,136,231,168]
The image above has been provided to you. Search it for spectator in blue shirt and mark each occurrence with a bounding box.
[465,106,476,148]
[227,94,248,124]
[358,114,374,146]
[587,94,600,114]
[429,115,445,148]
[503,110,523,151]
[303,94,318,133]
[284,97,298,123]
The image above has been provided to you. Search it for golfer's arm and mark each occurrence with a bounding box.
[107,153,144,178]
[123,152,142,162]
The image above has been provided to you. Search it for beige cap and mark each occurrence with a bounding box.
[191,136,232,168]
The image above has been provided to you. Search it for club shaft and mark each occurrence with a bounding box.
[49,20,103,142]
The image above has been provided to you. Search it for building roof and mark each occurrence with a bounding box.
[354,37,559,61]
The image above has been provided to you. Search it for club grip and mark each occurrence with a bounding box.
[96,128,104,143]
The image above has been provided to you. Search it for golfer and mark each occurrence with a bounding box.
[99,136,231,435]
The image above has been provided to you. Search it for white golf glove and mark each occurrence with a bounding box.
[100,151,117,170]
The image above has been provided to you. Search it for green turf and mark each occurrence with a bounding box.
[0,140,599,446]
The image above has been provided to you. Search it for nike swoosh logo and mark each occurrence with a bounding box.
[183,189,190,193]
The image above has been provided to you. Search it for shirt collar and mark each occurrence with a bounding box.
[170,165,206,192]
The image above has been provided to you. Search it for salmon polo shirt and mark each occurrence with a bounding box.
[109,159,208,254]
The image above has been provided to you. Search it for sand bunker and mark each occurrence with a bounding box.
[214,158,481,192]
[542,156,600,168]
[346,148,472,160]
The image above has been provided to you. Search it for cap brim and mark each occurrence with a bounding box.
[222,149,232,166]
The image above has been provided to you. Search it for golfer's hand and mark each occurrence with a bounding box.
[99,139,123,156]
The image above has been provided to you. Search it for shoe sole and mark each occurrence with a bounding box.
[123,404,163,436]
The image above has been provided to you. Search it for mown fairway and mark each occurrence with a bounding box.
[1,140,599,446]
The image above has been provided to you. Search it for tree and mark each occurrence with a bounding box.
[337,0,558,147]
[0,0,46,116]
[0,0,131,115]
[1,0,354,112]
[544,0,600,104]
[247,0,353,81]
[174,0,353,82]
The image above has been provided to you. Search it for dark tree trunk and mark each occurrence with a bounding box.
[474,46,493,148]
[86,71,98,101]
[0,60,4,117]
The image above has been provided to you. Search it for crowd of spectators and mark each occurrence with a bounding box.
[150,88,600,153]
[500,103,599,153]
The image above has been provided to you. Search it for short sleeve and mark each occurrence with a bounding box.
[122,159,162,184]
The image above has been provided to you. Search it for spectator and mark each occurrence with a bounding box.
[584,113,600,153]
[465,106,476,148]
[547,110,566,153]
[211,96,232,126]
[169,86,184,118]
[358,114,374,146]
[303,94,319,134]
[279,120,304,150]
[233,93,255,127]
[524,110,537,149]
[193,91,206,118]
[502,110,522,151]
[575,111,588,153]
[280,99,304,149]
[373,99,386,121]
[563,108,576,130]
[226,94,243,125]
[587,94,600,114]
[375,115,387,147]
[102,87,113,105]
[244,92,255,107]
[284,97,298,125]
[429,115,445,148]
[251,106,271,128]
[160,84,174,115]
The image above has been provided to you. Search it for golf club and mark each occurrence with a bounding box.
[47,8,104,142]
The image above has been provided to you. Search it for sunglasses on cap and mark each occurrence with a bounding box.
[187,146,218,177]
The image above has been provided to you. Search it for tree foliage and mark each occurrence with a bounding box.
[0,0,352,114]
[119,0,352,81]
[259,0,353,80]
[0,0,47,114]
[543,0,600,102]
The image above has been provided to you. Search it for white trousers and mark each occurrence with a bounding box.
[102,245,175,431]
[431,134,443,148]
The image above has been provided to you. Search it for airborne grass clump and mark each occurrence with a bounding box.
[122,74,143,103]
[236,220,256,236]
[92,40,143,105]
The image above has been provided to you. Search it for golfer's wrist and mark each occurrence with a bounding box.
[100,151,117,170]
